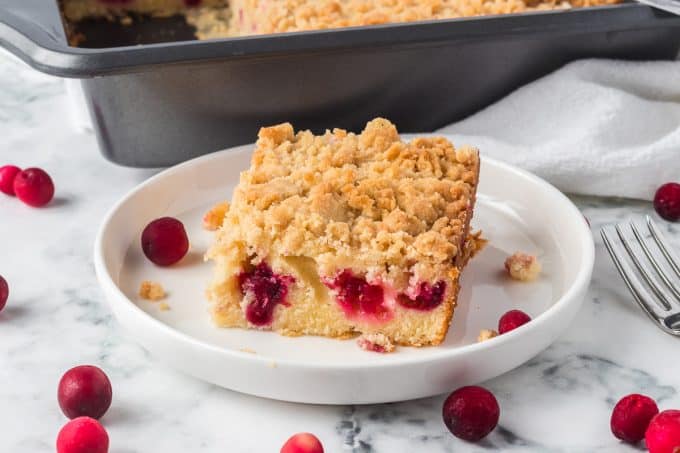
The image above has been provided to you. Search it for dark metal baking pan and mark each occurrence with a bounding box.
[1,1,680,167]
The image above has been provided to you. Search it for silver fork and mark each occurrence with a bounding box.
[601,215,680,336]
[635,0,680,17]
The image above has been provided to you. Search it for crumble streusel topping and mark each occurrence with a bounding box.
[227,0,618,36]
[62,0,622,42]
[139,280,166,301]
[505,252,542,282]
[203,201,230,231]
[477,329,498,342]
[207,118,479,287]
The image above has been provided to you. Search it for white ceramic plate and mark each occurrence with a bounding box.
[94,139,594,404]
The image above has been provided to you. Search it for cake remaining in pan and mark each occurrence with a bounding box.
[226,0,620,36]
[205,118,483,347]
[60,0,621,40]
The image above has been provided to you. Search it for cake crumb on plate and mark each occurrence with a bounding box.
[203,201,229,231]
[139,280,165,301]
[357,333,396,353]
[158,302,171,311]
[504,252,541,282]
[477,329,498,342]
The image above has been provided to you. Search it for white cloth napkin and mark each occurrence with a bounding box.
[437,59,680,200]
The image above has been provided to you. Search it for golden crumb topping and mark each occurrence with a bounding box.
[207,118,479,286]
[203,201,230,231]
[62,0,621,41]
[477,329,498,342]
[504,252,542,282]
[139,280,166,301]
[228,0,621,36]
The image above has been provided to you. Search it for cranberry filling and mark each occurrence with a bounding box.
[397,281,446,311]
[325,270,392,322]
[238,262,294,326]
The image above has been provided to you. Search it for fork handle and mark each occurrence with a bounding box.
[635,0,680,16]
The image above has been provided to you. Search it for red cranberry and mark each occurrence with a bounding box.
[654,183,680,222]
[324,270,392,322]
[610,394,658,443]
[141,217,189,266]
[646,410,680,453]
[397,280,446,311]
[0,275,7,312]
[58,365,112,420]
[280,433,324,453]
[0,165,21,196]
[239,262,294,326]
[13,168,54,207]
[184,0,202,5]
[498,309,531,334]
[56,417,109,453]
[442,386,500,442]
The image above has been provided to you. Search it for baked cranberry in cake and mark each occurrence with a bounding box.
[397,281,446,311]
[324,270,392,323]
[207,118,481,347]
[239,262,295,326]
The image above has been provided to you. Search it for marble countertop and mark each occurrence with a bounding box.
[1,50,679,453]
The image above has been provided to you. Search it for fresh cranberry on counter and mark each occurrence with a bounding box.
[141,217,189,266]
[610,394,658,443]
[0,165,21,196]
[13,167,54,207]
[646,410,680,453]
[442,386,500,442]
[654,183,680,222]
[56,417,109,453]
[58,366,112,420]
[280,432,325,453]
[498,309,531,334]
[0,275,8,312]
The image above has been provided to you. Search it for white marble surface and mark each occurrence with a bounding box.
[1,50,680,452]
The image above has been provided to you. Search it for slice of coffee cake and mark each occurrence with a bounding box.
[206,118,480,346]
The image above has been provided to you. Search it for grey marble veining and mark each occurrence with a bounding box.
[1,50,679,452]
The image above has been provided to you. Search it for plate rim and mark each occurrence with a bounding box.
[94,141,594,371]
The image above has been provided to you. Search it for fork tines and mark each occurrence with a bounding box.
[601,215,680,336]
